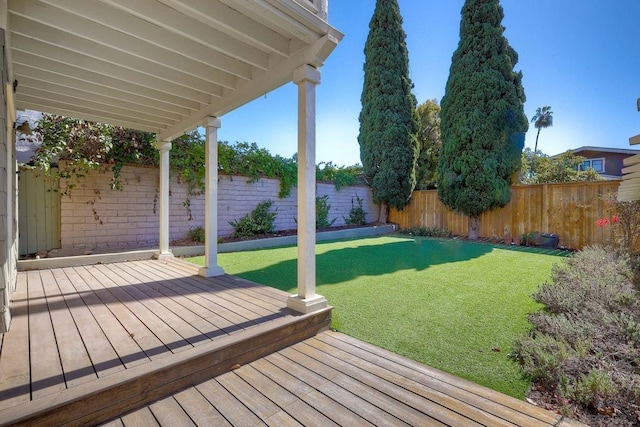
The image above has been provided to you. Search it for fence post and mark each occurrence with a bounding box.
[541,184,549,233]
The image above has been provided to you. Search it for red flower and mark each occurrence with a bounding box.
[596,218,610,227]
[611,215,619,223]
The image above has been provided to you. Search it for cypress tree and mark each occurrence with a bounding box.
[358,0,418,222]
[437,0,527,239]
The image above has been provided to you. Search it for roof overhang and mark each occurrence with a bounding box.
[2,0,343,140]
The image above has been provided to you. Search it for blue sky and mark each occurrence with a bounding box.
[217,0,640,166]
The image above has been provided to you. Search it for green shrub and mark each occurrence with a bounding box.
[229,200,277,238]
[400,226,452,238]
[187,226,205,243]
[344,195,367,225]
[512,246,640,423]
[571,369,618,411]
[316,195,336,230]
[536,246,633,315]
[509,333,571,389]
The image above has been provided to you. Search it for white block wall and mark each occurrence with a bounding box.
[60,165,378,250]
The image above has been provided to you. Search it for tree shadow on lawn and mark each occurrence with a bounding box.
[232,236,497,291]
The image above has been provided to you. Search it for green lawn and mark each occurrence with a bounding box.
[188,235,565,399]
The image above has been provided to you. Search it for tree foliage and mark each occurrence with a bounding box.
[358,0,418,218]
[519,148,603,184]
[316,162,364,190]
[415,99,442,190]
[437,0,528,238]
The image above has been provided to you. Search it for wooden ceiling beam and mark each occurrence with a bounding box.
[41,0,253,80]
[158,0,291,57]
[12,51,206,110]
[14,64,194,117]
[100,0,273,68]
[20,78,184,124]
[10,0,240,89]
[16,97,163,132]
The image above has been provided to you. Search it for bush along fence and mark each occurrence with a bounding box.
[389,181,622,250]
[48,165,378,252]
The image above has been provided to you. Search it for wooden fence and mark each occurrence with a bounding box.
[389,181,622,250]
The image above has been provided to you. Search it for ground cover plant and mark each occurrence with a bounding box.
[188,235,564,398]
[511,246,640,426]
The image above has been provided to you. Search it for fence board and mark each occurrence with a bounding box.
[390,181,621,250]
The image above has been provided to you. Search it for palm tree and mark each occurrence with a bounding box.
[531,106,553,152]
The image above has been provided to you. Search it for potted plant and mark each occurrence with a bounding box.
[522,231,540,246]
[538,233,559,248]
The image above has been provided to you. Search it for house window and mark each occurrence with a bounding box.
[581,158,605,173]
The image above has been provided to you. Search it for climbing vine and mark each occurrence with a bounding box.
[29,114,365,219]
[32,114,157,194]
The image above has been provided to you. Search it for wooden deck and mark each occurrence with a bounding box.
[0,258,584,426]
[0,259,330,426]
[101,331,583,427]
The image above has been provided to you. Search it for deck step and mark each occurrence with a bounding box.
[0,307,332,426]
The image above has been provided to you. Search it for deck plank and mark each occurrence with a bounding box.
[121,407,160,427]
[51,268,125,378]
[323,332,560,425]
[195,378,267,427]
[131,262,244,335]
[149,262,280,317]
[27,270,66,400]
[278,345,434,427]
[73,265,169,360]
[148,396,196,427]
[62,267,150,369]
[173,387,232,427]
[216,371,287,423]
[89,263,199,352]
[39,269,97,388]
[301,337,508,426]
[235,364,339,427]
[0,272,31,408]
[253,356,375,427]
[135,269,268,327]
[95,263,220,346]
[100,419,124,427]
[110,262,236,344]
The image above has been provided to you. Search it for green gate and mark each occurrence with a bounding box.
[18,168,60,256]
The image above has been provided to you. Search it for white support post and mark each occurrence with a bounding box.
[156,140,173,260]
[287,64,327,314]
[199,117,225,277]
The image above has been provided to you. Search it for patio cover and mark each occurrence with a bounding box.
[0,0,343,331]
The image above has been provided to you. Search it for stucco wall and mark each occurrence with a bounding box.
[60,165,378,250]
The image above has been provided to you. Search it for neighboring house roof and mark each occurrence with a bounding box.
[568,146,640,156]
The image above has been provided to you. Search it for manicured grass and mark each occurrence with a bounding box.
[188,235,565,399]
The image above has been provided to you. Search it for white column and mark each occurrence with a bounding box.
[156,140,173,260]
[287,64,327,314]
[199,117,225,277]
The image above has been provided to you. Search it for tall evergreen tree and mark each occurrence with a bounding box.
[437,0,527,239]
[358,0,418,223]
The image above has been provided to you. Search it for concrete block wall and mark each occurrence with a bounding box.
[60,165,378,250]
